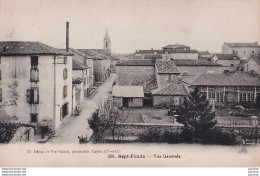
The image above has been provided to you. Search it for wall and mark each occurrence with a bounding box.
[93,59,108,82]
[222,44,260,60]
[113,97,123,107]
[10,127,34,143]
[86,59,94,88]
[178,65,222,75]
[153,95,185,106]
[157,74,180,88]
[245,60,260,75]
[215,60,240,72]
[163,53,198,60]
[128,98,143,107]
[116,65,155,86]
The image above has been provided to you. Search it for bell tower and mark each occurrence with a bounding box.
[103,28,111,53]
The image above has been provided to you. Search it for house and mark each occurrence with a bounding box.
[182,72,260,106]
[162,43,190,51]
[110,56,121,73]
[173,59,222,75]
[0,122,35,143]
[162,49,199,60]
[151,84,188,107]
[72,59,90,99]
[212,54,240,72]
[0,41,73,132]
[198,50,213,61]
[72,77,84,112]
[243,55,260,75]
[116,59,156,86]
[155,60,181,88]
[222,42,260,60]
[112,86,144,108]
[134,49,164,59]
[65,48,94,92]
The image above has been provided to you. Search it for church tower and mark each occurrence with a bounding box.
[103,28,111,53]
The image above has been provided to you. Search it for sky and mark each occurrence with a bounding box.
[0,0,259,53]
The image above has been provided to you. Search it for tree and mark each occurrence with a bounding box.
[176,87,217,142]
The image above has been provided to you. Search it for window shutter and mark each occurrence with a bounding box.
[27,89,31,103]
[0,70,1,80]
[0,88,2,102]
[34,89,39,103]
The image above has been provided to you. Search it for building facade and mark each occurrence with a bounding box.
[222,42,260,60]
[0,41,73,132]
[212,54,240,72]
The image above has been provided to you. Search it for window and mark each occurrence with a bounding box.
[27,88,39,104]
[252,51,255,55]
[128,98,133,102]
[220,93,224,102]
[84,77,87,86]
[235,51,238,55]
[30,113,38,123]
[63,69,68,80]
[216,93,220,102]
[64,57,67,64]
[248,93,255,102]
[168,74,171,82]
[30,68,39,82]
[232,50,235,54]
[0,88,2,102]
[103,66,105,71]
[239,93,246,102]
[230,64,234,67]
[31,56,38,68]
[63,85,67,98]
[243,51,246,55]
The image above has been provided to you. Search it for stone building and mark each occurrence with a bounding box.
[173,59,222,75]
[212,54,240,72]
[162,43,190,51]
[242,55,260,75]
[181,72,260,106]
[72,59,90,99]
[0,41,73,132]
[112,86,144,108]
[65,48,94,92]
[162,50,199,60]
[222,42,260,60]
[116,59,155,86]
[151,84,188,107]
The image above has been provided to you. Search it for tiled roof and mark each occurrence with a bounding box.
[214,54,240,60]
[167,49,198,53]
[112,86,144,97]
[144,54,162,60]
[151,84,188,96]
[143,78,158,92]
[163,43,190,49]
[73,59,89,70]
[199,51,211,55]
[116,59,155,66]
[0,122,34,143]
[180,75,200,85]
[225,42,260,48]
[0,41,73,56]
[174,59,221,66]
[190,72,260,86]
[73,77,83,84]
[135,50,164,54]
[156,60,181,74]
[78,49,109,60]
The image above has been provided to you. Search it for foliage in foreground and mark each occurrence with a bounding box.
[137,127,238,145]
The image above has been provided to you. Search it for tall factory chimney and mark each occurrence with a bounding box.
[66,22,69,52]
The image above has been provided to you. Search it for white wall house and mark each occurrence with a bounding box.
[222,42,260,60]
[0,41,73,132]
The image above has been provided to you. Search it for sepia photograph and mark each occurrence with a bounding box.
[0,0,260,167]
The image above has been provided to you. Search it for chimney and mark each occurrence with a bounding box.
[66,22,69,52]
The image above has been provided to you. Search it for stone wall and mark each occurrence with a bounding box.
[153,95,185,106]
[113,97,123,107]
[10,127,34,143]
[128,98,143,107]
[116,66,155,86]
[157,74,180,88]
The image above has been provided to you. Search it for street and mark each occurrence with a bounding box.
[48,73,116,144]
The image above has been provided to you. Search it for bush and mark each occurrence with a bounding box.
[161,131,182,144]
[181,128,195,143]
[200,128,238,145]
[138,128,162,143]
